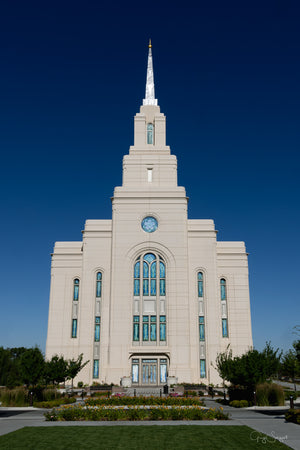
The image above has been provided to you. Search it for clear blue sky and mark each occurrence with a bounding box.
[0,1,299,355]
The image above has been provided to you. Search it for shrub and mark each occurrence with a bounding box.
[229,400,249,408]
[45,405,229,422]
[228,386,253,403]
[85,396,204,407]
[34,397,76,408]
[256,383,285,406]
[285,390,298,400]
[285,409,300,424]
[0,387,28,406]
[77,382,83,388]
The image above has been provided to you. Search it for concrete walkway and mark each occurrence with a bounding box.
[0,402,299,449]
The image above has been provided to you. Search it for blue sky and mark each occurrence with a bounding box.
[0,1,299,355]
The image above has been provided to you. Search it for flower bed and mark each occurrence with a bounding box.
[45,404,229,421]
[285,409,300,425]
[34,397,76,408]
[85,396,204,407]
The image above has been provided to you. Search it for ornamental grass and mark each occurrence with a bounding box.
[44,404,228,421]
[85,396,204,407]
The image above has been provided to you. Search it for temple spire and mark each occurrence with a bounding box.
[143,39,158,106]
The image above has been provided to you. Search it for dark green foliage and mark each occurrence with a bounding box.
[216,342,281,392]
[0,347,28,386]
[228,386,253,402]
[229,400,249,408]
[85,396,204,406]
[34,397,76,408]
[285,408,300,424]
[66,353,89,389]
[19,347,45,387]
[45,355,68,385]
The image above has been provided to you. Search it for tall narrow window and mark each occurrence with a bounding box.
[143,253,156,296]
[198,272,203,297]
[71,319,77,338]
[147,123,153,144]
[160,259,166,296]
[150,261,156,296]
[147,168,153,182]
[133,316,140,341]
[220,278,227,300]
[150,316,157,341]
[160,359,167,383]
[73,279,79,301]
[143,316,149,341]
[199,316,205,341]
[200,359,206,378]
[93,360,99,378]
[96,272,102,298]
[94,316,100,342]
[160,316,166,341]
[222,318,228,337]
[134,261,140,296]
[132,359,139,383]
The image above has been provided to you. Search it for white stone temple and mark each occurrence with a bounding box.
[46,42,253,387]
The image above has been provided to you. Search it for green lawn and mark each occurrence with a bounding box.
[0,426,290,449]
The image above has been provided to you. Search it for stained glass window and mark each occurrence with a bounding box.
[133,316,139,341]
[93,360,99,378]
[200,359,206,378]
[134,261,140,296]
[199,316,205,341]
[198,272,203,297]
[222,318,228,337]
[147,123,153,144]
[143,316,149,341]
[220,278,226,300]
[73,279,79,301]
[96,272,102,298]
[132,360,139,383]
[160,316,166,341]
[160,261,166,296]
[94,317,100,342]
[71,319,77,338]
[150,316,157,341]
[160,359,167,383]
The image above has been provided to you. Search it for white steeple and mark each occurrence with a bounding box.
[143,40,158,106]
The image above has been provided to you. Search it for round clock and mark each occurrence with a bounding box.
[141,216,158,233]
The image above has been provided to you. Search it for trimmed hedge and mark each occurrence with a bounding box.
[33,397,76,408]
[285,409,300,425]
[229,400,249,408]
[45,404,229,421]
[85,396,204,407]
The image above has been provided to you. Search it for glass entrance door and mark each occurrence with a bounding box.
[142,359,157,385]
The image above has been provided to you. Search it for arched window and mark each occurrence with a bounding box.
[96,272,102,298]
[198,272,203,297]
[160,258,166,296]
[73,279,79,301]
[147,123,154,144]
[220,278,226,300]
[143,253,156,296]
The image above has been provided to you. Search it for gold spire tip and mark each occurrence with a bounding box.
[148,39,152,48]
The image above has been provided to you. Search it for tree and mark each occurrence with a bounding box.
[216,342,282,391]
[281,350,299,391]
[45,355,68,385]
[19,347,45,387]
[66,354,89,390]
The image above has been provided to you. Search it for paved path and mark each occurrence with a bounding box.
[0,402,300,449]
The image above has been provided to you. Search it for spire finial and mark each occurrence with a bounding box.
[143,39,158,106]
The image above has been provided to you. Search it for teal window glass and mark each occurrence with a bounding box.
[160,316,166,341]
[73,279,79,301]
[144,253,155,264]
[93,360,99,378]
[96,272,102,298]
[222,318,228,337]
[198,272,203,297]
[143,279,149,296]
[132,360,139,383]
[150,316,157,341]
[133,316,140,341]
[160,360,167,383]
[159,261,166,295]
[134,261,140,296]
[71,319,77,338]
[220,278,226,300]
[147,123,153,144]
[150,261,156,296]
[199,316,205,341]
[143,316,149,341]
[200,359,206,378]
[94,316,100,342]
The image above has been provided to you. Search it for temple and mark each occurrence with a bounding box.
[46,43,253,387]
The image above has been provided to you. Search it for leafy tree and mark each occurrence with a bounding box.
[281,349,299,391]
[19,347,45,387]
[66,354,89,390]
[45,355,68,385]
[216,342,282,391]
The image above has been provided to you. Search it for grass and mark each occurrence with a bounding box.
[0,426,290,449]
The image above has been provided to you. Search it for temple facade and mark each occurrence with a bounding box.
[46,44,252,387]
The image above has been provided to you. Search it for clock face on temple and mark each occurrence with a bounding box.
[141,216,158,233]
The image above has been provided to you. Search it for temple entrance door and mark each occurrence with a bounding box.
[141,359,157,385]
